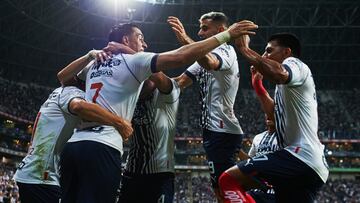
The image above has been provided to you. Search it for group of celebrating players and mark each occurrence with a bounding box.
[13,11,328,203]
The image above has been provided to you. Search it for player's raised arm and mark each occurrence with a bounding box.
[251,66,274,118]
[167,16,225,71]
[57,50,106,86]
[156,20,258,72]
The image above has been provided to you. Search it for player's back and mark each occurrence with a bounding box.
[69,52,156,154]
[14,86,83,186]
[126,80,180,174]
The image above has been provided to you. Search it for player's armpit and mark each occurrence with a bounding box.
[173,73,193,90]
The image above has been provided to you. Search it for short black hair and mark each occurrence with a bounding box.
[200,12,229,26]
[268,33,301,58]
[108,23,139,43]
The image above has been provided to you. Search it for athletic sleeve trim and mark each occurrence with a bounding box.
[212,52,223,71]
[283,64,293,84]
[151,54,159,73]
[67,97,85,116]
[184,70,196,82]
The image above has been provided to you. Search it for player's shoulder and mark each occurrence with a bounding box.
[283,57,308,68]
[60,86,85,101]
[253,131,268,140]
[213,43,236,57]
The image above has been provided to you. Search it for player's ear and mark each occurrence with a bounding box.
[122,36,130,46]
[284,47,292,57]
[218,26,225,33]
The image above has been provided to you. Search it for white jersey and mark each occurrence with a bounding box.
[14,86,84,186]
[68,52,157,155]
[274,57,329,183]
[248,131,280,157]
[126,79,180,174]
[185,43,242,135]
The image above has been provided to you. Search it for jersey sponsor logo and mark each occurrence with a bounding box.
[92,58,122,70]
[90,58,122,79]
[90,69,113,79]
[224,191,244,202]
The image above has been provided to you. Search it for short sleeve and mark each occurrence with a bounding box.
[127,52,158,83]
[58,86,85,115]
[211,44,237,71]
[282,57,310,87]
[248,134,261,157]
[184,62,202,82]
[157,79,181,104]
[248,143,257,157]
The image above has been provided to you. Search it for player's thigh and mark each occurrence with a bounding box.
[17,182,60,203]
[76,141,122,203]
[118,173,140,203]
[203,129,243,187]
[156,173,175,203]
[237,150,323,193]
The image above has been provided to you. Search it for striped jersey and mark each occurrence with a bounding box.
[184,43,243,135]
[14,86,84,186]
[68,52,158,155]
[248,131,280,157]
[126,79,180,174]
[274,57,329,183]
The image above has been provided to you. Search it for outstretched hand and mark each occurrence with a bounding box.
[88,49,111,64]
[228,20,258,40]
[167,16,194,45]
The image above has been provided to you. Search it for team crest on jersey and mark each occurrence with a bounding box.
[218,47,229,57]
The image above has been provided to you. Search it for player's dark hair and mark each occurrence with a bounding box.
[200,11,229,27]
[108,23,139,43]
[268,33,301,58]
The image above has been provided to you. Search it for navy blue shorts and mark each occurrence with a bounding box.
[60,140,122,203]
[237,149,324,203]
[17,182,60,203]
[119,172,174,203]
[203,129,243,188]
[247,189,275,203]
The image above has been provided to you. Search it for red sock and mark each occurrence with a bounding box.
[218,172,256,203]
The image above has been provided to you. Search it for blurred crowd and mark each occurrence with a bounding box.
[0,164,19,203]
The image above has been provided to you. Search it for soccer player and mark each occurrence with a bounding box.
[119,72,180,203]
[244,68,279,203]
[58,22,258,202]
[13,68,133,203]
[248,67,279,158]
[218,33,329,203]
[167,12,243,200]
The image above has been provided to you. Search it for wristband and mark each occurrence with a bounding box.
[213,30,231,44]
[87,50,95,60]
[252,76,267,96]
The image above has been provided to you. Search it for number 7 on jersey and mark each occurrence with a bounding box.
[90,82,103,103]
